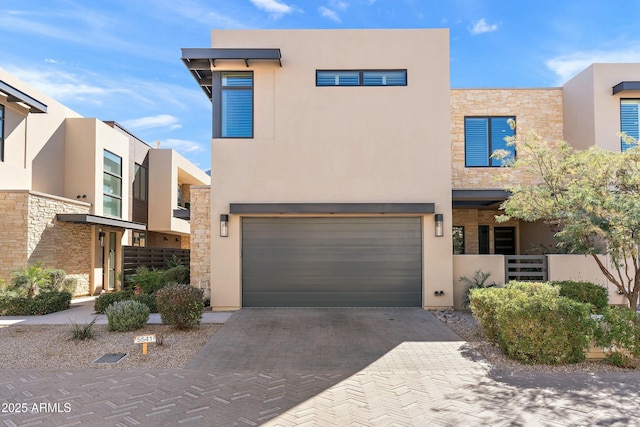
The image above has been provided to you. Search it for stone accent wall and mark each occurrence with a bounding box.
[190,186,211,292]
[28,193,92,295]
[452,208,519,255]
[0,192,29,284]
[451,88,564,189]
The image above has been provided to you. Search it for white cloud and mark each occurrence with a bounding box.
[44,58,65,65]
[546,47,640,84]
[470,18,498,35]
[329,0,348,10]
[250,0,293,17]
[121,114,182,131]
[319,6,341,22]
[160,138,206,153]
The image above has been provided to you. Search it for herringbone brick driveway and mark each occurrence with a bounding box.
[1,308,640,426]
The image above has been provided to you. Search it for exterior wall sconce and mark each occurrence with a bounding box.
[99,231,105,247]
[220,214,229,237]
[435,213,444,237]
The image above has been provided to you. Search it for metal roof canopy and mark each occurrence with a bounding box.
[181,48,282,100]
[0,80,47,113]
[452,189,511,208]
[56,213,146,231]
[613,81,640,95]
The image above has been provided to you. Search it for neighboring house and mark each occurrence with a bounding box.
[0,69,210,295]
[181,30,640,310]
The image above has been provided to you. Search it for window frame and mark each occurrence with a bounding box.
[133,163,147,201]
[213,71,254,139]
[621,99,639,152]
[103,149,122,218]
[464,116,516,167]
[316,69,408,87]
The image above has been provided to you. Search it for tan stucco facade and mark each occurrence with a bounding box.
[564,63,640,151]
[203,29,453,309]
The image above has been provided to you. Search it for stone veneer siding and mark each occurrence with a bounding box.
[0,191,91,294]
[189,186,210,292]
[451,88,564,189]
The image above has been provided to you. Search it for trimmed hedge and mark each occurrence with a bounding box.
[470,281,596,365]
[552,280,608,313]
[94,290,157,314]
[594,306,640,367]
[0,291,72,316]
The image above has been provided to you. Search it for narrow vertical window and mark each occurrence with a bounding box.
[453,226,465,254]
[621,99,639,151]
[103,150,122,218]
[221,72,253,138]
[133,163,147,201]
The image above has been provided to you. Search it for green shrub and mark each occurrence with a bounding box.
[105,300,150,332]
[94,290,134,314]
[61,277,78,295]
[552,280,608,313]
[70,317,97,340]
[10,264,48,298]
[594,306,640,367]
[497,290,594,364]
[42,268,66,292]
[133,294,158,313]
[163,265,190,285]
[3,291,72,315]
[459,270,497,308]
[156,284,204,329]
[470,281,596,365]
[130,266,166,294]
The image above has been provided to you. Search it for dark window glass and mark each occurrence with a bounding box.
[478,225,490,254]
[453,226,465,254]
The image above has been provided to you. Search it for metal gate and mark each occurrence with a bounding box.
[505,255,547,282]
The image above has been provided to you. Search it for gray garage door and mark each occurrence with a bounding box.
[242,217,422,307]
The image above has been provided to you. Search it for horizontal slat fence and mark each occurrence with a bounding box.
[122,246,190,285]
[505,255,547,282]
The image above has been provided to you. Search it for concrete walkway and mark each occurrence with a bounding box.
[0,296,234,326]
[1,308,640,426]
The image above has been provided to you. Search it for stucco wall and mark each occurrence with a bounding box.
[451,88,564,189]
[207,29,453,310]
[452,255,505,309]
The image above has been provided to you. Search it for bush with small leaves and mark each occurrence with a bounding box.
[42,269,66,292]
[2,291,72,315]
[552,280,609,313]
[156,284,204,329]
[105,300,150,332]
[162,265,190,285]
[129,266,167,294]
[61,277,78,295]
[133,294,157,313]
[594,306,640,368]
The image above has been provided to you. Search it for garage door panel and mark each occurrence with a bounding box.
[242,217,422,307]
[243,291,422,307]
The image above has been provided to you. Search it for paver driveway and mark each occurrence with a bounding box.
[2,308,640,426]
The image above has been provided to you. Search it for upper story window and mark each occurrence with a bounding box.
[214,72,253,138]
[133,163,147,201]
[103,150,122,218]
[0,105,4,162]
[621,99,639,151]
[316,70,407,87]
[465,116,515,167]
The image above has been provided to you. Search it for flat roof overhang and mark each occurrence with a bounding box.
[452,189,511,208]
[0,80,47,113]
[56,214,146,231]
[181,48,282,100]
[229,203,436,215]
[613,81,640,95]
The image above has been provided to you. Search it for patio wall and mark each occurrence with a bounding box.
[453,254,628,309]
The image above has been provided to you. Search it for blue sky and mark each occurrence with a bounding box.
[2,0,640,171]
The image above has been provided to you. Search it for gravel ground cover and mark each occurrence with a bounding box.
[433,309,633,373]
[0,324,220,370]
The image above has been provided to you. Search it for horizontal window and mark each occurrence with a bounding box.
[316,70,407,86]
[465,116,515,167]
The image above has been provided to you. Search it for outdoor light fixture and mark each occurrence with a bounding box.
[435,213,444,237]
[99,231,105,247]
[220,214,229,237]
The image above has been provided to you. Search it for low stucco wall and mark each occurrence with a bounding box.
[452,255,505,310]
[547,254,627,306]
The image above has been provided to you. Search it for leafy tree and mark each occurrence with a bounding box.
[495,125,640,309]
